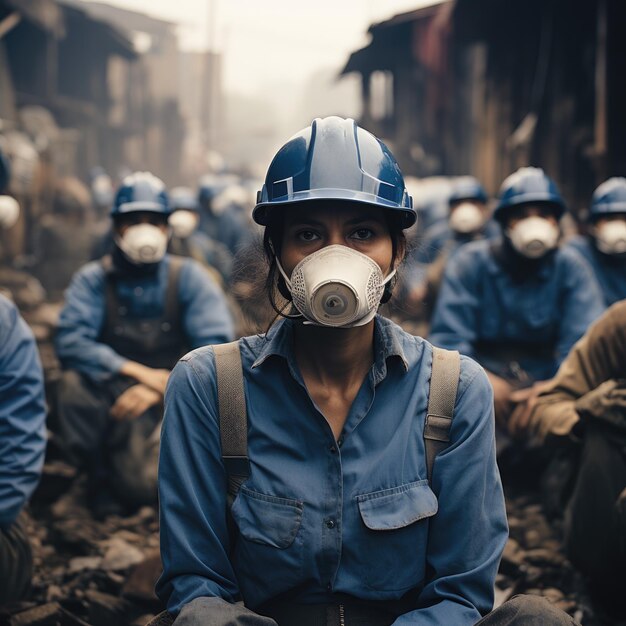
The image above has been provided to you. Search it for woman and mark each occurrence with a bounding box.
[157,117,576,625]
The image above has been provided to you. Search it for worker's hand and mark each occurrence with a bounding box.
[119,361,170,395]
[487,371,514,429]
[137,368,170,395]
[110,384,162,421]
[508,380,551,438]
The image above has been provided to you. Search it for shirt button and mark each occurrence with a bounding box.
[329,445,337,454]
[326,519,336,529]
[326,583,332,591]
[337,436,344,448]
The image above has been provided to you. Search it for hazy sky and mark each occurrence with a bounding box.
[83,0,442,95]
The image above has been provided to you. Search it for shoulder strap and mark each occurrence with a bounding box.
[424,346,461,484]
[213,340,249,499]
[100,256,120,330]
[163,255,184,324]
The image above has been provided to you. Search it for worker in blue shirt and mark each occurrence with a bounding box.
[0,294,46,603]
[157,119,576,626]
[55,172,234,518]
[565,177,626,306]
[197,175,251,255]
[430,167,605,434]
[168,186,233,286]
[402,177,499,322]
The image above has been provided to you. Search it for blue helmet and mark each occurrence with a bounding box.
[589,177,626,220]
[449,176,488,206]
[253,116,415,228]
[170,186,198,212]
[494,167,566,221]
[198,174,237,205]
[111,172,169,217]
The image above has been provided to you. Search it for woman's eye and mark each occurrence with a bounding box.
[297,230,319,242]
[352,228,374,240]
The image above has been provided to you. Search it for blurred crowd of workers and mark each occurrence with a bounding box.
[0,136,625,618]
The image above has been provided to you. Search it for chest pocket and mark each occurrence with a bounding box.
[355,480,438,592]
[232,485,303,548]
[230,485,304,598]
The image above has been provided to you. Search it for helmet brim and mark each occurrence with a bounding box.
[253,189,416,229]
[112,200,170,216]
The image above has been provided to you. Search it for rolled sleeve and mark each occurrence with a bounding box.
[0,297,47,529]
[394,359,507,625]
[156,349,240,614]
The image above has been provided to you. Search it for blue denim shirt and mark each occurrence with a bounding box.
[404,220,500,293]
[0,295,46,529]
[55,255,234,383]
[429,239,605,381]
[566,235,626,307]
[157,316,507,624]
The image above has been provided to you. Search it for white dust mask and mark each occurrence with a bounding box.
[593,220,626,255]
[449,202,484,234]
[276,244,395,328]
[115,223,168,264]
[0,196,20,229]
[508,216,559,259]
[169,210,198,239]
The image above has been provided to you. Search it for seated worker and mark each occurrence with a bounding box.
[0,294,46,604]
[566,177,626,306]
[430,167,605,431]
[55,172,234,517]
[402,176,499,321]
[197,175,251,255]
[529,301,626,613]
[156,118,576,626]
[168,186,233,286]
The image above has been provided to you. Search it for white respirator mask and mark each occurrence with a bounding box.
[276,244,396,328]
[448,202,485,234]
[0,196,20,229]
[593,220,626,256]
[169,210,198,239]
[507,216,559,259]
[115,223,168,264]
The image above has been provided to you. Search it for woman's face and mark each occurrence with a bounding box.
[280,203,397,277]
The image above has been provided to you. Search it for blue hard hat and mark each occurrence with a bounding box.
[170,186,198,212]
[589,177,626,220]
[253,116,415,228]
[198,174,235,204]
[494,167,566,221]
[111,172,169,217]
[449,176,488,205]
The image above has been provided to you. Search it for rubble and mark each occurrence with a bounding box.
[2,465,622,626]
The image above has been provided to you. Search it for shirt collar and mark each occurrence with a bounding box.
[487,238,555,280]
[251,316,409,380]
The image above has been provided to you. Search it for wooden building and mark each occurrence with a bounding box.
[342,0,626,214]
